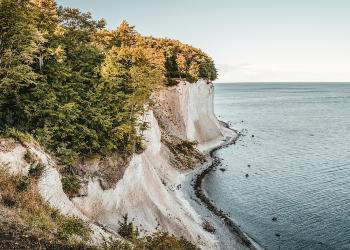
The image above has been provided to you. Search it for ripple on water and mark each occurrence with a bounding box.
[205,83,350,250]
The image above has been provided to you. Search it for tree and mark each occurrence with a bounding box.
[32,0,59,34]
[0,2,217,163]
[32,0,59,71]
[176,54,187,79]
[99,45,164,151]
[115,20,139,46]
[0,0,44,129]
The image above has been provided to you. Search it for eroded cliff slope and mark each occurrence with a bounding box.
[0,80,236,249]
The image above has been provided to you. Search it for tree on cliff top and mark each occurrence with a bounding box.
[0,1,217,164]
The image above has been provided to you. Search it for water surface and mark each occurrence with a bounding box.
[205,83,350,250]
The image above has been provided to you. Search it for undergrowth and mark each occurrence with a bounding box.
[61,173,81,198]
[102,215,199,250]
[0,164,90,244]
[162,137,205,169]
[0,163,199,249]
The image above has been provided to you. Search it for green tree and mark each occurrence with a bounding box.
[0,0,44,129]
[100,45,163,151]
[0,2,217,165]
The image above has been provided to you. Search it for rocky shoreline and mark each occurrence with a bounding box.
[193,122,258,250]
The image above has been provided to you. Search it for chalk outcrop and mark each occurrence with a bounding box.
[0,80,236,249]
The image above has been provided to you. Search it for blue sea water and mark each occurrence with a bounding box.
[205,83,350,250]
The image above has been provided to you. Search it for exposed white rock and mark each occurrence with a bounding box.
[72,80,236,249]
[0,80,236,249]
[0,140,115,244]
[73,110,220,248]
[0,139,29,175]
[157,80,235,151]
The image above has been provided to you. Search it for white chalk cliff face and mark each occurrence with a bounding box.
[156,80,228,152]
[0,80,235,249]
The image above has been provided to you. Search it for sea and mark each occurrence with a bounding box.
[204,83,350,250]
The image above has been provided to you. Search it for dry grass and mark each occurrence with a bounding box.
[102,231,199,250]
[0,164,91,245]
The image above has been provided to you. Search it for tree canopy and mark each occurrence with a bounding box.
[0,0,217,165]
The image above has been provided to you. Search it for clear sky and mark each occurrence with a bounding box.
[56,0,350,83]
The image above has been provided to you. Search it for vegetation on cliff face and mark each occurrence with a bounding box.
[0,0,217,165]
[0,164,91,247]
[0,141,199,249]
[102,215,199,250]
[0,1,216,247]
[0,162,197,249]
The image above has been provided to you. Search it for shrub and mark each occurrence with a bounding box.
[1,194,16,207]
[61,174,81,198]
[134,140,147,154]
[56,146,78,167]
[144,232,199,250]
[15,176,30,192]
[28,161,45,178]
[175,140,198,154]
[101,238,132,250]
[162,137,205,169]
[24,150,36,164]
[113,215,199,249]
[178,237,200,250]
[57,217,90,241]
[166,78,179,87]
[118,214,139,241]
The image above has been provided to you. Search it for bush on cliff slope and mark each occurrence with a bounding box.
[0,0,217,163]
[105,215,199,250]
[0,164,91,246]
[0,163,198,249]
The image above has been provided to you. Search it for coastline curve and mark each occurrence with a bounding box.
[193,122,261,250]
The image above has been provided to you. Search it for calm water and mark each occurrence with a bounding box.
[205,83,350,250]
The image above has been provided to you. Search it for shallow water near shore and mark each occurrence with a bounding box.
[205,83,350,250]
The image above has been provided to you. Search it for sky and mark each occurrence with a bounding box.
[56,0,350,83]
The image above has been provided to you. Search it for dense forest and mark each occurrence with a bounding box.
[0,0,217,165]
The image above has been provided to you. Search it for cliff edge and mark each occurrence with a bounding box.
[0,80,236,249]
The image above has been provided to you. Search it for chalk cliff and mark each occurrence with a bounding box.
[0,80,236,249]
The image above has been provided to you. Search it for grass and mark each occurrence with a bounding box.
[142,232,199,250]
[0,164,91,245]
[0,163,199,249]
[58,216,90,241]
[101,215,199,250]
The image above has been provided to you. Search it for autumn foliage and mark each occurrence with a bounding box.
[0,0,217,164]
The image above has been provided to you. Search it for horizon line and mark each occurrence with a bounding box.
[214,81,350,84]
